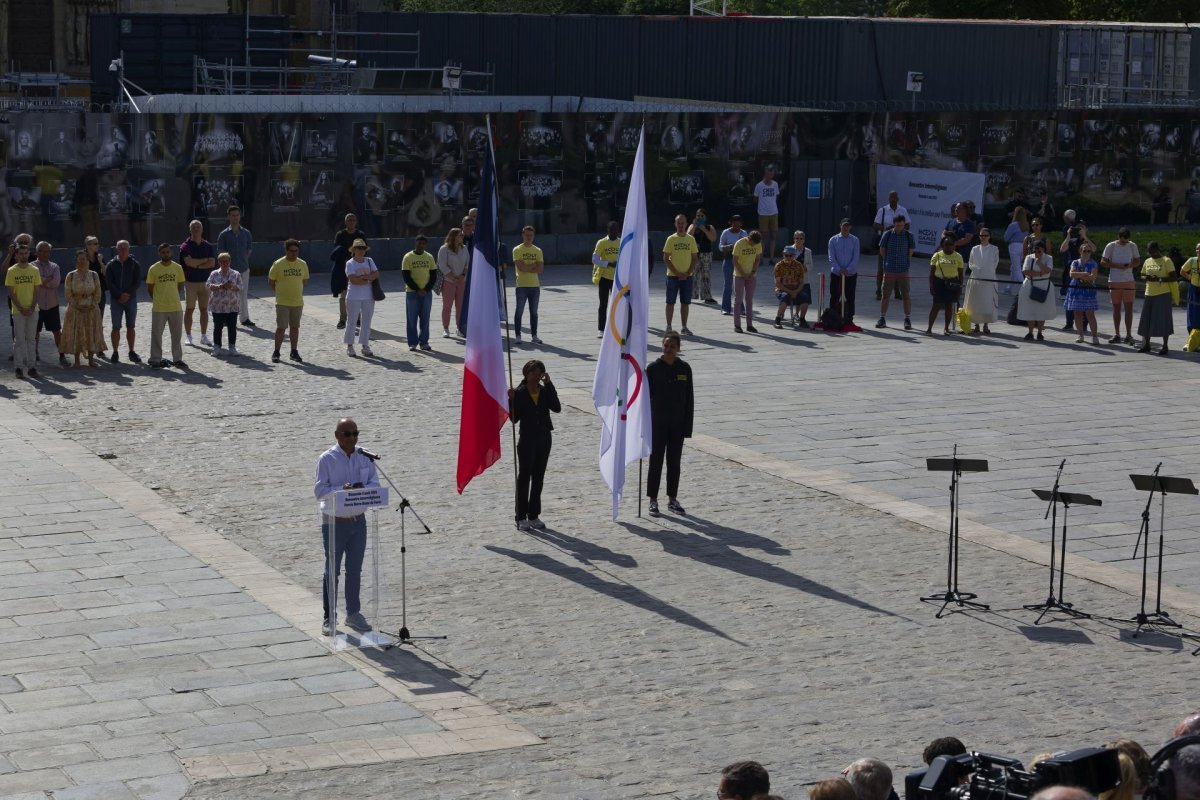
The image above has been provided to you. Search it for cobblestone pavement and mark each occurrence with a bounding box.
[0,261,1198,800]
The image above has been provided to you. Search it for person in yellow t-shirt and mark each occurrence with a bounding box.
[511,226,545,344]
[268,239,310,363]
[926,234,964,336]
[661,214,698,334]
[592,221,620,338]
[145,243,186,369]
[731,231,762,333]
[1136,240,1177,355]
[5,242,41,376]
[1178,241,1200,333]
[402,235,437,351]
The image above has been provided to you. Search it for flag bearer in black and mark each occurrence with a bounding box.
[509,359,561,531]
[646,332,694,517]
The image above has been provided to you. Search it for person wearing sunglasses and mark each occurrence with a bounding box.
[314,418,379,637]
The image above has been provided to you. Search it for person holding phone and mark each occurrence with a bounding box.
[509,359,561,531]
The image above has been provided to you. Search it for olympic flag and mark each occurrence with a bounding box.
[592,127,652,518]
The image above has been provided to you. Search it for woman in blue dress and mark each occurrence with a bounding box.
[1065,242,1100,345]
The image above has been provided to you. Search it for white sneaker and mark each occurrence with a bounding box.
[227,345,239,356]
[347,344,356,357]
[185,334,194,346]
[531,335,543,345]
[596,332,603,338]
[200,334,211,346]
[515,333,522,341]
[442,329,451,338]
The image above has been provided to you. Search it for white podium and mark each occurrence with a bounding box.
[320,488,394,649]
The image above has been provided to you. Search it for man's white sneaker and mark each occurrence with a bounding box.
[442,329,451,338]
[200,334,212,346]
[185,334,194,346]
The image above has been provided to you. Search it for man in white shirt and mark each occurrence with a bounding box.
[313,417,380,636]
[1100,227,1140,344]
[873,191,909,300]
[753,165,781,262]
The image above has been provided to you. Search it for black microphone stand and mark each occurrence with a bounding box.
[360,449,447,647]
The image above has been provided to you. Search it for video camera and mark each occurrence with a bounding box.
[917,747,1120,800]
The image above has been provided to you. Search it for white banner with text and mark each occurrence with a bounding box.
[875,165,986,255]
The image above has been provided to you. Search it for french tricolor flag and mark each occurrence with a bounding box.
[456,132,508,493]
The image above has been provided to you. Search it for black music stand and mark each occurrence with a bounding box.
[1023,488,1101,625]
[1128,471,1197,636]
[921,448,990,618]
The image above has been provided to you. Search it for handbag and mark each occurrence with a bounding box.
[432,269,444,296]
[1186,329,1200,352]
[956,308,972,333]
[1029,280,1050,303]
[371,279,385,302]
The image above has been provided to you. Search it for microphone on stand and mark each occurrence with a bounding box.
[357,447,382,461]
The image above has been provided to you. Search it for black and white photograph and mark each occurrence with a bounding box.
[1163,123,1183,154]
[308,170,335,208]
[94,122,133,170]
[980,120,1016,157]
[659,124,686,161]
[691,127,716,158]
[669,171,705,206]
[269,121,303,165]
[433,167,464,208]
[7,125,41,169]
[517,170,562,210]
[192,173,242,219]
[432,122,463,162]
[584,121,611,163]
[916,121,941,159]
[984,166,1013,205]
[727,123,756,161]
[1191,122,1200,157]
[139,129,167,165]
[191,120,244,165]
[271,177,300,210]
[941,121,967,154]
[136,178,167,217]
[727,171,753,206]
[1137,121,1162,158]
[47,179,76,221]
[352,122,382,165]
[1056,122,1076,155]
[385,129,416,161]
[305,129,338,163]
[583,171,611,200]
[1107,166,1130,193]
[45,128,77,165]
[98,186,127,219]
[617,126,641,154]
[1082,119,1112,152]
[520,121,564,161]
[1023,119,1054,159]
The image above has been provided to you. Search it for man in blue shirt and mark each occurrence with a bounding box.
[313,417,380,636]
[944,202,976,263]
[876,215,915,330]
[216,205,254,328]
[827,219,861,324]
[718,215,749,316]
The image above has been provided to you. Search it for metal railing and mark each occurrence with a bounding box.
[1059,82,1199,109]
[193,57,494,97]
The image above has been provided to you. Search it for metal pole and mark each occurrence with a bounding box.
[244,0,250,89]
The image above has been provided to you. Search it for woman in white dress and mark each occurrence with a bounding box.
[964,228,999,334]
[1003,206,1029,292]
[1017,239,1058,340]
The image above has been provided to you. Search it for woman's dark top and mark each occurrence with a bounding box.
[511,382,561,439]
[646,356,694,437]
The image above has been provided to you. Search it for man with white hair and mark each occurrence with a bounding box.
[846,758,893,800]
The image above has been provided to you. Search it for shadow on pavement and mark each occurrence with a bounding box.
[664,513,790,556]
[485,544,744,644]
[508,340,592,362]
[522,526,638,569]
[283,361,354,380]
[25,376,77,398]
[620,520,908,622]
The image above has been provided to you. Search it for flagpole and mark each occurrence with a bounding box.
[638,459,643,518]
[484,114,519,487]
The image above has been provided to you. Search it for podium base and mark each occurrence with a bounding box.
[921,590,989,619]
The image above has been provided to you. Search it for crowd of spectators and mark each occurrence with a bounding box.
[716,709,1200,800]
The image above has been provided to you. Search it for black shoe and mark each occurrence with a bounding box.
[1158,347,1170,356]
[798,318,809,329]
[109,352,119,363]
[746,325,758,333]
[271,351,281,363]
[1137,345,1151,353]
[668,498,686,514]
[336,320,346,330]
[648,499,660,517]
[58,354,69,367]
[1036,332,1044,341]
[150,360,164,370]
[774,317,783,329]
[14,368,23,378]
[242,320,256,329]
[1024,332,1034,340]
[27,368,40,379]
[703,298,718,305]
[874,291,882,300]
[904,318,912,330]
[128,351,142,363]
[289,350,303,363]
[173,360,188,369]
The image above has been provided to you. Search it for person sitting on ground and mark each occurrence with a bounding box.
[846,758,894,800]
[718,760,770,800]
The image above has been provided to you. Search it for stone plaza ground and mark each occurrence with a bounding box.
[1,256,1199,799]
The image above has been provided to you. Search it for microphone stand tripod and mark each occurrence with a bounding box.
[364,451,447,647]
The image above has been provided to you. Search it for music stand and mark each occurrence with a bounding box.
[1023,488,1101,624]
[921,447,990,618]
[1128,471,1197,636]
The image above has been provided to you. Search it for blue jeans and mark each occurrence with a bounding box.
[406,291,432,347]
[322,515,366,620]
[515,286,540,336]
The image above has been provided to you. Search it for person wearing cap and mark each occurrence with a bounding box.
[773,245,807,328]
[1058,211,1090,331]
[402,235,437,351]
[718,215,748,316]
[344,239,379,357]
[753,166,781,262]
[827,219,861,324]
[875,214,915,330]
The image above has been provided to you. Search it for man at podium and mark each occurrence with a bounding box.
[314,417,380,636]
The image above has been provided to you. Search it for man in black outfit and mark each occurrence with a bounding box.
[510,359,561,531]
[646,332,694,517]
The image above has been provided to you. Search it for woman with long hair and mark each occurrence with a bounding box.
[437,226,469,338]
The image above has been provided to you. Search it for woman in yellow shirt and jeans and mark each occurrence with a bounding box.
[926,234,963,335]
[1178,241,1200,334]
[1136,241,1177,355]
